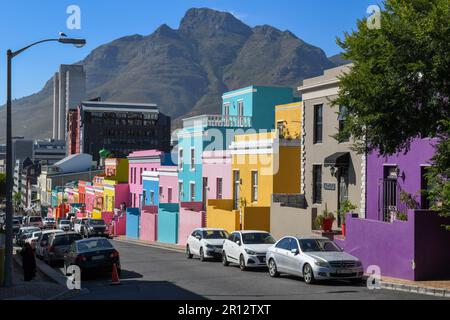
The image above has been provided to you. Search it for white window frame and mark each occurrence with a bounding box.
[251,170,258,203]
[179,148,184,171]
[190,147,196,171]
[190,182,196,202]
[216,177,223,200]
[178,181,184,201]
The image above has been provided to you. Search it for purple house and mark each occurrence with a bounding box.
[336,138,450,281]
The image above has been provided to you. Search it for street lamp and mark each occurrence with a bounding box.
[3,36,86,287]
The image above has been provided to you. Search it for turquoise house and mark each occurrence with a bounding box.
[126,208,140,239]
[177,85,296,207]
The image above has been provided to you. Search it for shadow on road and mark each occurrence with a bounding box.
[74,280,207,300]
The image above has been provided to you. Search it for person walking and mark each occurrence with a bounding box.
[21,243,36,281]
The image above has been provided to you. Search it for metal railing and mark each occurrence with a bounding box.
[183,115,252,128]
[378,179,408,222]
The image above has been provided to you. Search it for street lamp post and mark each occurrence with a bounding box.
[3,36,86,287]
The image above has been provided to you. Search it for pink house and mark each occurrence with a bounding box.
[158,166,179,204]
[85,185,95,214]
[127,150,166,209]
[202,150,232,202]
[178,202,206,246]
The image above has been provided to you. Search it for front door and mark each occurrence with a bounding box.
[337,167,349,226]
[233,171,240,210]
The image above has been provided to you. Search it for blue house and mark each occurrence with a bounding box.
[177,85,296,207]
[142,171,160,206]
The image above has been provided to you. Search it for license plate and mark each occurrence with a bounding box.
[337,269,353,274]
[92,255,104,261]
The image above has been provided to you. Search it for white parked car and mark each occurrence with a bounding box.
[57,219,71,232]
[73,218,88,234]
[222,230,276,271]
[35,229,65,259]
[266,236,364,284]
[186,228,229,261]
[24,231,43,250]
[27,216,44,229]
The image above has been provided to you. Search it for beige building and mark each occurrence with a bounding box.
[296,64,365,230]
[270,64,365,238]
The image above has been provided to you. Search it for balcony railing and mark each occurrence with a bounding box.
[183,115,252,128]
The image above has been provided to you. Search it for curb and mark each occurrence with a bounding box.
[379,280,450,298]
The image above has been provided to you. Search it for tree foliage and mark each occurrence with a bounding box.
[0,173,5,200]
[334,0,450,223]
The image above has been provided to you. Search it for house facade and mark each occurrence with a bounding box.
[297,64,365,230]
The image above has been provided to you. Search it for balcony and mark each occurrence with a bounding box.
[183,115,252,129]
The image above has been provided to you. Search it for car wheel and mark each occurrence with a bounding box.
[303,264,315,284]
[239,255,247,271]
[268,259,280,278]
[222,252,229,266]
[186,245,193,259]
[199,247,206,262]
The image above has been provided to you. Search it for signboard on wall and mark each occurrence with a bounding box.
[324,183,336,191]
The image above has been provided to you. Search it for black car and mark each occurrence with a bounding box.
[64,238,121,276]
[80,219,109,238]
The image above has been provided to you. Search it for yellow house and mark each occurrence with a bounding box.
[103,179,117,212]
[207,102,303,233]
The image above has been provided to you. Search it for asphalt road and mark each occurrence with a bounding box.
[50,240,441,300]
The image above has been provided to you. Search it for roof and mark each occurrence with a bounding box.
[81,101,158,113]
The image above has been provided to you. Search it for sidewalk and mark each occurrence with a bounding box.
[114,236,450,298]
[113,236,185,253]
[379,277,450,297]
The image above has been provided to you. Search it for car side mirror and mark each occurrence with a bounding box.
[291,249,300,255]
[195,235,201,240]
[236,240,241,246]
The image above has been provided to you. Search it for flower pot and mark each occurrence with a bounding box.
[321,218,334,232]
[341,223,346,237]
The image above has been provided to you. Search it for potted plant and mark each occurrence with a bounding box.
[315,205,335,232]
[339,200,357,237]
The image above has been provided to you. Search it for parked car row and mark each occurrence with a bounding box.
[186,228,364,285]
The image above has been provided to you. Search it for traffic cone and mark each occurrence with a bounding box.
[111,263,120,285]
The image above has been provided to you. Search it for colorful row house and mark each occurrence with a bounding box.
[207,101,303,234]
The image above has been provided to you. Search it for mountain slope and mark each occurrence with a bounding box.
[0,7,337,142]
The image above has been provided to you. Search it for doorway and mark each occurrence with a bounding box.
[337,167,349,227]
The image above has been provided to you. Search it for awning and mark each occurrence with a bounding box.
[324,152,350,167]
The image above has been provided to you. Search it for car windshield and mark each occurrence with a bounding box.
[33,232,42,237]
[77,238,114,252]
[30,217,42,222]
[13,220,20,225]
[90,219,105,226]
[242,233,276,245]
[60,220,70,225]
[203,230,229,239]
[299,239,342,252]
[53,234,82,246]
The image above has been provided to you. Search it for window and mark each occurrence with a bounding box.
[276,238,291,250]
[290,238,299,251]
[133,168,137,184]
[313,104,323,144]
[313,165,322,204]
[179,149,183,171]
[251,171,258,202]
[178,182,183,201]
[238,100,244,126]
[224,103,230,126]
[168,188,173,203]
[216,178,223,200]
[190,148,195,171]
[140,168,143,185]
[421,166,431,209]
[150,191,155,205]
[338,106,350,142]
[142,190,147,205]
[159,186,163,202]
[190,183,196,202]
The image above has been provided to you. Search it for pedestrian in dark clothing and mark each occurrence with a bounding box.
[21,243,36,281]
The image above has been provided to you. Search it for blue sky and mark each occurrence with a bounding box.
[0,0,381,103]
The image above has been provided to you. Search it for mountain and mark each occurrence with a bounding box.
[328,53,352,66]
[0,7,338,142]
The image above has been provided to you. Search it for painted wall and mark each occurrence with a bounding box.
[126,208,140,239]
[366,138,437,220]
[275,102,303,140]
[140,206,158,242]
[202,151,232,201]
[105,158,129,183]
[206,199,240,233]
[157,203,179,244]
[178,202,205,246]
[85,187,95,213]
[270,196,312,239]
[335,210,450,280]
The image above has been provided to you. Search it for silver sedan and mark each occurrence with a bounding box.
[266,236,364,284]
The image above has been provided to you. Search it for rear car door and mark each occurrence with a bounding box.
[287,238,302,275]
[274,238,291,272]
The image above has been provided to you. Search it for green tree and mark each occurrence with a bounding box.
[334,0,450,226]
